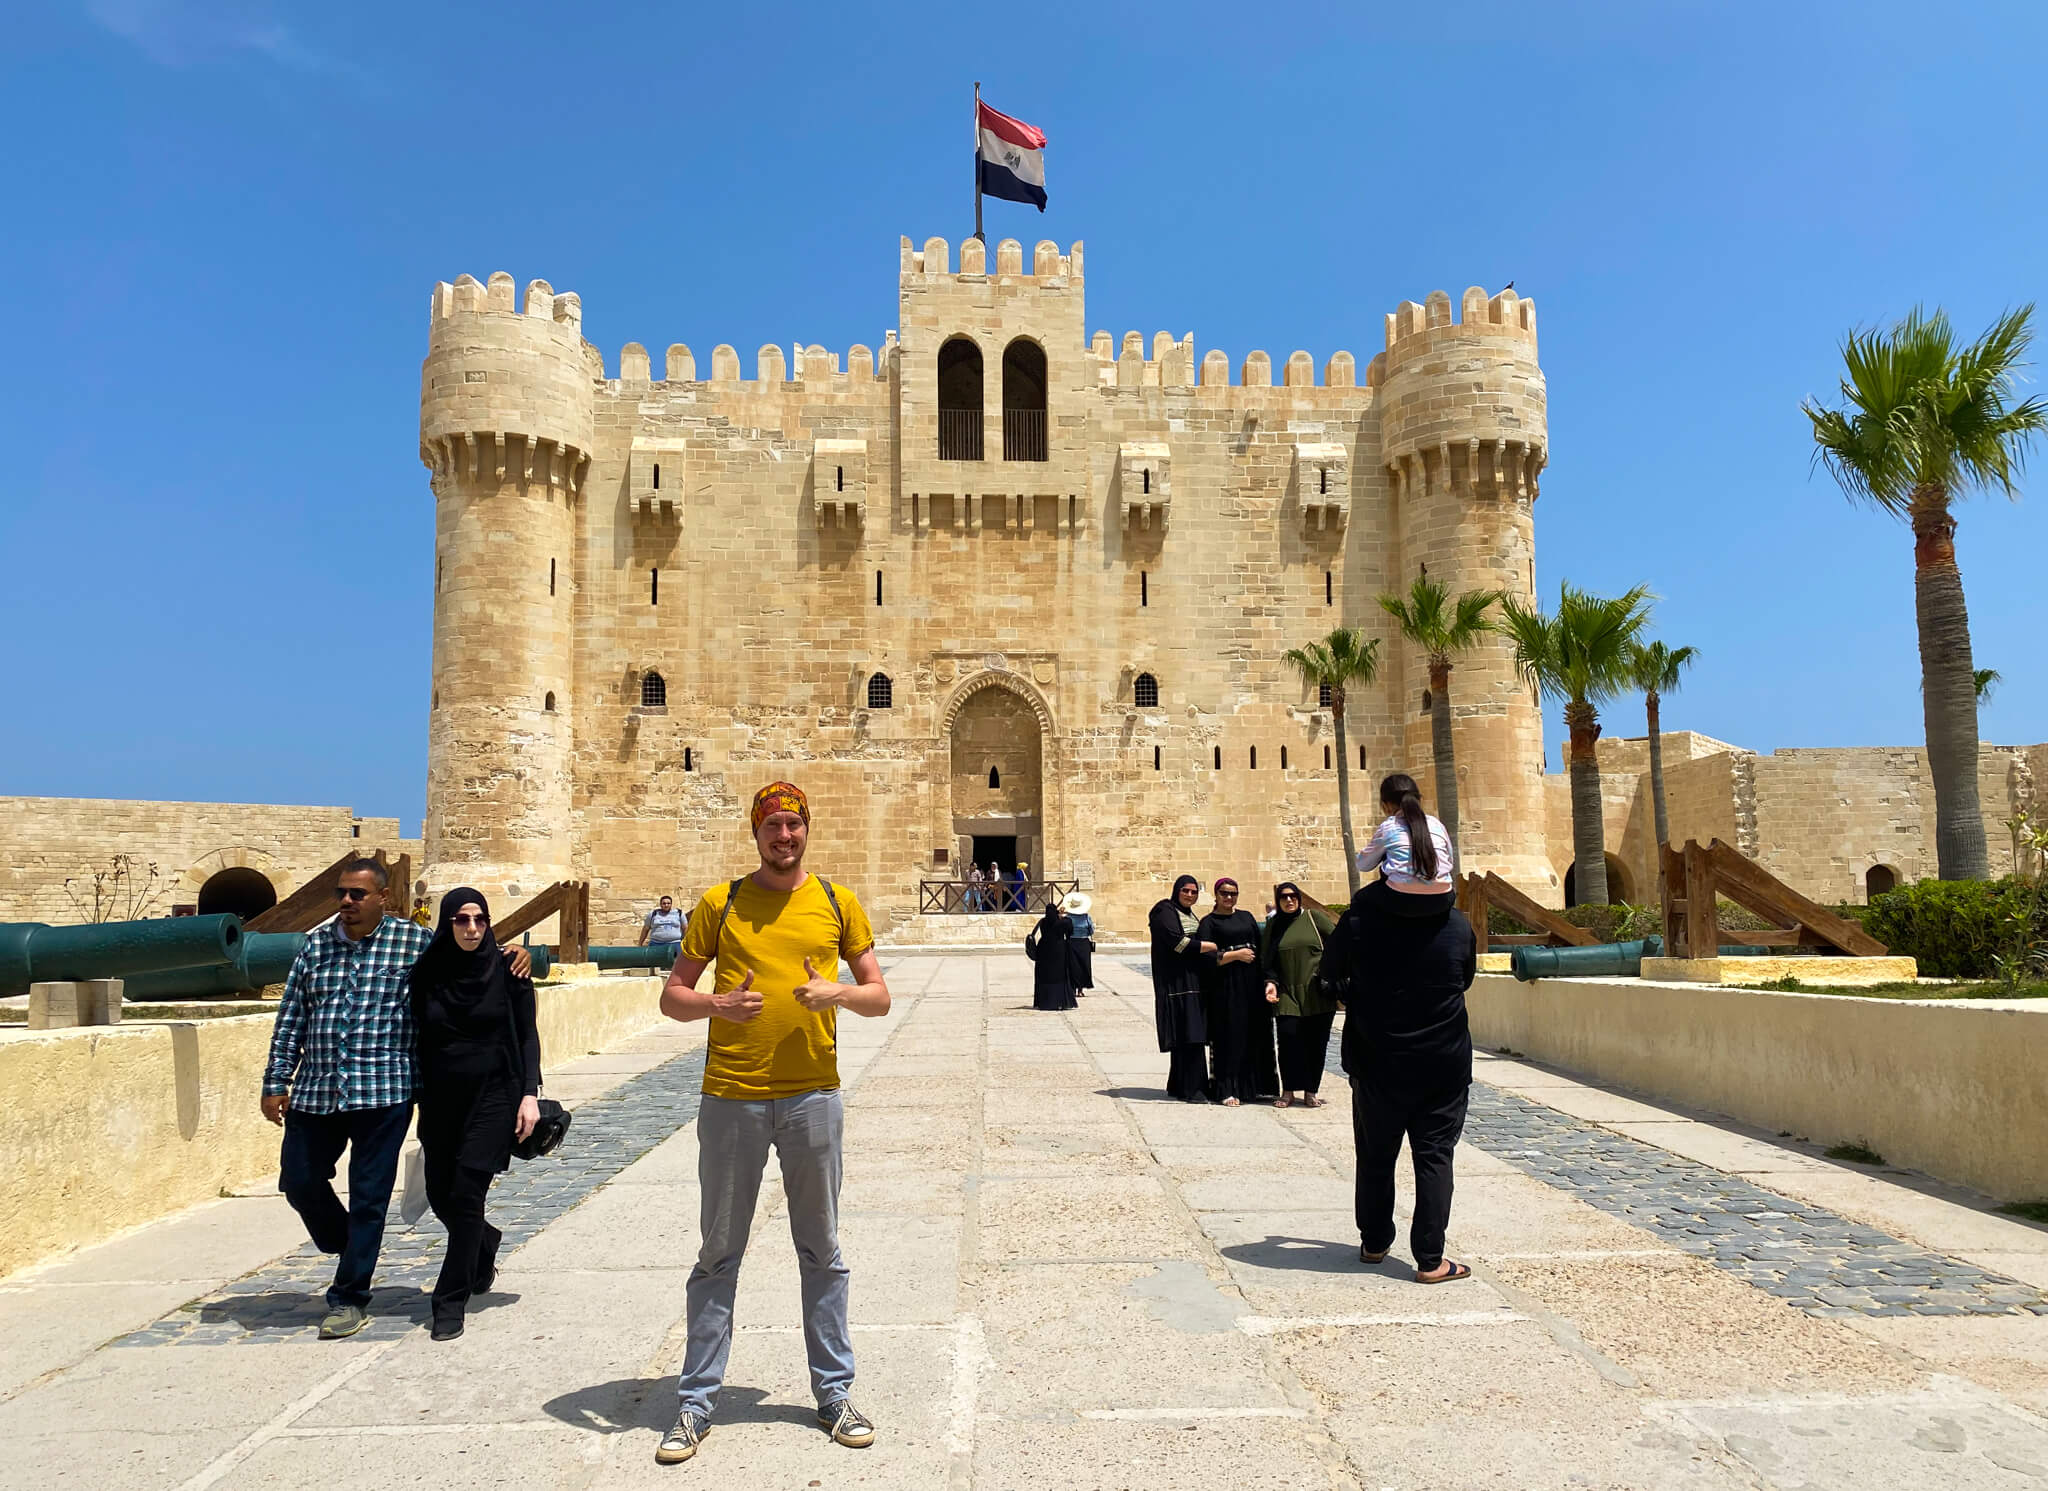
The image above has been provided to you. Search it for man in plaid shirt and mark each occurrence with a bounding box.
[261,858,528,1338]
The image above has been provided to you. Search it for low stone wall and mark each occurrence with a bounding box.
[0,976,667,1279]
[1466,974,2048,1201]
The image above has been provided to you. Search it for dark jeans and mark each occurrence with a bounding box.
[279,1101,413,1309]
[1351,1076,1469,1272]
[425,1155,502,1324]
[1275,1012,1336,1093]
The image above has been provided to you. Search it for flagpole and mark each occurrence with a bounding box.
[972,80,984,244]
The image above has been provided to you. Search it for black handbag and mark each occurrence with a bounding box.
[503,959,570,1161]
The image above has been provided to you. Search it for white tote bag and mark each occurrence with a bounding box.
[398,1141,429,1225]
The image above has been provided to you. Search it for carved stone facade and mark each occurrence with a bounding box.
[417,235,1555,939]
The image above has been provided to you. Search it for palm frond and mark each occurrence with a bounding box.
[1377,575,1498,664]
[1283,628,1382,693]
[1505,583,1655,710]
[1625,638,1700,697]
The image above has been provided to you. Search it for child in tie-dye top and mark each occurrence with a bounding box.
[1353,773,1456,893]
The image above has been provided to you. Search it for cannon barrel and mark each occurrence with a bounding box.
[1509,938,1778,982]
[0,915,243,997]
[121,933,307,1001]
[586,944,677,972]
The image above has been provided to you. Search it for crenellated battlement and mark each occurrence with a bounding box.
[606,337,894,391]
[1087,330,1363,395]
[899,236,1083,282]
[429,271,584,332]
[1376,286,1536,379]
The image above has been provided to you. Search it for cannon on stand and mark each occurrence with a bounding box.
[120,932,307,1001]
[0,915,243,999]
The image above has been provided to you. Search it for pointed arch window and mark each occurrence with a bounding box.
[867,672,894,709]
[988,766,1001,789]
[640,671,667,708]
[938,337,984,460]
[1002,338,1048,461]
[1133,672,1160,709]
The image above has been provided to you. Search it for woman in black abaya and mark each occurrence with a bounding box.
[1025,900,1079,1011]
[1148,875,1213,1101]
[410,888,541,1340]
[1197,877,1271,1106]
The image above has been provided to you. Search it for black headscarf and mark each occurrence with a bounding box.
[410,886,506,1012]
[1170,874,1200,901]
[1271,882,1304,938]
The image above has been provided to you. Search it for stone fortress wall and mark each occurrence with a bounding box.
[417,235,1554,939]
[0,797,419,924]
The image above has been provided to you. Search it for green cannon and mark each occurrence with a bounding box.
[1509,937,1776,982]
[586,944,678,973]
[0,915,243,998]
[121,932,308,1001]
[125,934,556,1000]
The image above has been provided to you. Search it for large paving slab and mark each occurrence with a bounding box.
[5,952,2048,1488]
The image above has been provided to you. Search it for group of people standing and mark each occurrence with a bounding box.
[1148,876,1341,1108]
[965,859,1029,911]
[1024,890,1096,1009]
[1148,773,1480,1285]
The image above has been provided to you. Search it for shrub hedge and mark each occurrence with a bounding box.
[1864,878,2048,980]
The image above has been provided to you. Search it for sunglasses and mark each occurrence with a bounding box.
[452,913,489,928]
[332,886,374,903]
[1215,889,1239,898]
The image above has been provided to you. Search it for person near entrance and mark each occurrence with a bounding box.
[259,859,531,1339]
[655,781,891,1465]
[1149,875,1214,1102]
[638,894,685,963]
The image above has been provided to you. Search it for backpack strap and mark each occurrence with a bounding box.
[710,877,747,964]
[815,876,846,939]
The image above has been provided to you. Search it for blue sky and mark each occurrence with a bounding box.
[5,1,2045,834]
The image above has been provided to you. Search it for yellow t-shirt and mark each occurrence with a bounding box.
[681,873,876,1101]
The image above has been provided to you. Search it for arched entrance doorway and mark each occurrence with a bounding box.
[950,683,1044,892]
[197,866,278,921]
[1865,864,1899,900]
[1562,854,1633,908]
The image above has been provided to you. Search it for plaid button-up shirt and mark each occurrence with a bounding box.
[262,915,432,1113]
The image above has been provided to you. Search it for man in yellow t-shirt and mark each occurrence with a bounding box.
[654,781,890,1466]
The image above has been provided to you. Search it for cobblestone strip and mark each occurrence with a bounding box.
[1456,1082,2048,1319]
[115,1044,709,1347]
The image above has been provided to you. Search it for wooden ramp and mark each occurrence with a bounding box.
[1659,839,1887,958]
[247,849,411,934]
[1457,872,1599,956]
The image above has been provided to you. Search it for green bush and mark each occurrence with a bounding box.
[1864,878,2047,979]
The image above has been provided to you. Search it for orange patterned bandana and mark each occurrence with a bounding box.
[751,781,810,832]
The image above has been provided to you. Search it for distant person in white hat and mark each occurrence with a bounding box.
[1062,891,1095,993]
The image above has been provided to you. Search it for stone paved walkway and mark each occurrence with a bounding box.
[114,1047,711,1347]
[7,953,2048,1490]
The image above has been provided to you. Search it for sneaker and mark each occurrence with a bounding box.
[817,1398,876,1448]
[318,1304,369,1339]
[655,1410,709,1465]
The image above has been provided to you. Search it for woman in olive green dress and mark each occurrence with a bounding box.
[1259,881,1339,1108]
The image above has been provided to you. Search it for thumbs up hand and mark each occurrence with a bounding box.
[712,967,764,1023]
[795,956,843,1012]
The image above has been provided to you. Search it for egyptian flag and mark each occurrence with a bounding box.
[976,100,1047,211]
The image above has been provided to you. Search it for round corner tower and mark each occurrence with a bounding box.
[419,271,598,909]
[1369,286,1553,896]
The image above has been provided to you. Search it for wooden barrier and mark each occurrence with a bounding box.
[495,881,590,964]
[1456,871,1599,956]
[247,849,409,934]
[1659,839,1887,959]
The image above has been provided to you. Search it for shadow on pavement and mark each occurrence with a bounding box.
[545,1379,818,1435]
[1218,1234,1411,1276]
[1096,1086,1173,1102]
[194,1285,523,1333]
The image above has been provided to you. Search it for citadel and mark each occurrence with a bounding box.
[2,235,2040,934]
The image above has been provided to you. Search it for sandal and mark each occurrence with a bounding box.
[1273,1095,1293,1109]
[1415,1260,1472,1285]
[1300,1094,1324,1109]
[1221,1097,1241,1108]
[1359,1245,1388,1264]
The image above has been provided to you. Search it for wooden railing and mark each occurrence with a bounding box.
[920,879,1080,915]
[1002,407,1047,462]
[248,848,410,934]
[494,881,590,964]
[938,408,983,461]
[1659,840,1886,958]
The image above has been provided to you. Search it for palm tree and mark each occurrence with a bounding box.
[1806,306,2046,880]
[1623,638,1699,853]
[1976,668,2002,706]
[1377,576,1500,858]
[1501,583,1654,906]
[1283,628,1385,894]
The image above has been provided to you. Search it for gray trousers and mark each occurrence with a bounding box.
[676,1088,852,1416]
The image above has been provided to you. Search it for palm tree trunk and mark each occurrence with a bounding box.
[1429,660,1458,863]
[1646,691,1670,851]
[1912,492,1990,880]
[1566,700,1609,905]
[1333,696,1360,894]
